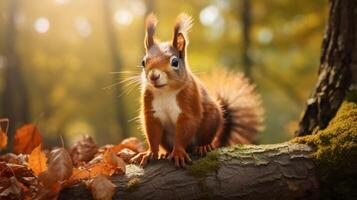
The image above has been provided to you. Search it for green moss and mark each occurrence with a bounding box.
[187,151,220,178]
[124,177,142,193]
[187,151,220,200]
[294,96,357,200]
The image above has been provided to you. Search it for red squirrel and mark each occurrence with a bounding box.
[130,13,264,167]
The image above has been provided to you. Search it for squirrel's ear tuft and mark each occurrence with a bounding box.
[172,13,193,56]
[145,13,158,50]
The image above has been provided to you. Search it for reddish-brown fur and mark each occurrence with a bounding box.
[130,13,263,167]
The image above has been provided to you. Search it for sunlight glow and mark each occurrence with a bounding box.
[74,16,92,37]
[54,0,70,5]
[114,10,133,26]
[129,0,146,16]
[199,5,219,26]
[34,17,50,34]
[258,28,273,44]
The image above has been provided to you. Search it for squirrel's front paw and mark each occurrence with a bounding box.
[193,144,214,156]
[130,150,158,167]
[168,148,192,167]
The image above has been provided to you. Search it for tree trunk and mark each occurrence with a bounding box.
[1,0,30,148]
[241,0,252,79]
[102,0,129,139]
[296,0,357,136]
[59,143,319,200]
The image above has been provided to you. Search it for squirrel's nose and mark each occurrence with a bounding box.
[149,74,160,81]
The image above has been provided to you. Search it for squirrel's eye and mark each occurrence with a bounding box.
[170,57,179,69]
[141,59,145,68]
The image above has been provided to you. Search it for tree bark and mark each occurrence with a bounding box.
[296,0,357,136]
[102,0,129,139]
[1,0,30,148]
[60,143,319,200]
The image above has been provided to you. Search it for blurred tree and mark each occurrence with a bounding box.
[2,0,30,148]
[296,0,356,136]
[102,0,128,139]
[145,0,155,15]
[241,0,252,79]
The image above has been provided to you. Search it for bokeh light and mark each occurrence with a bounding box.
[34,17,50,33]
[114,9,133,26]
[199,5,219,27]
[257,28,273,44]
[74,16,92,37]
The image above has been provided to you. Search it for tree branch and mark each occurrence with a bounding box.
[59,143,319,200]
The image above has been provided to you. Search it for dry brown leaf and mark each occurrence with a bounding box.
[13,124,42,154]
[0,153,24,165]
[46,147,73,182]
[103,149,126,174]
[37,148,73,199]
[111,137,144,153]
[117,148,136,163]
[28,144,47,176]
[69,150,126,180]
[90,175,115,200]
[69,135,98,165]
[0,162,33,178]
[0,176,23,199]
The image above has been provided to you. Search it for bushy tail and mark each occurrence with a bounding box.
[200,69,264,147]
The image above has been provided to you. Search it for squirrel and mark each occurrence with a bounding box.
[130,13,264,167]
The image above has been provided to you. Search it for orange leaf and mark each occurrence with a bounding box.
[13,124,42,154]
[103,149,126,174]
[28,144,47,176]
[0,129,8,150]
[82,163,115,177]
[67,167,92,184]
[111,137,144,153]
[90,175,115,200]
[0,118,9,150]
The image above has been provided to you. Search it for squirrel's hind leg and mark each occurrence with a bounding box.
[194,106,222,156]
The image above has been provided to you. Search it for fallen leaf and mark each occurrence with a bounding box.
[0,129,8,150]
[28,144,47,176]
[0,162,33,178]
[111,137,144,153]
[46,147,73,182]
[88,163,115,177]
[103,149,126,174]
[120,137,145,152]
[117,148,136,163]
[13,124,42,154]
[67,167,91,184]
[0,118,9,150]
[0,153,24,165]
[0,176,23,199]
[69,135,98,165]
[90,175,115,200]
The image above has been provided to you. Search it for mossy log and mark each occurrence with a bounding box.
[59,142,319,200]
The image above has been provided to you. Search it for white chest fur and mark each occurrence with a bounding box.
[151,89,181,146]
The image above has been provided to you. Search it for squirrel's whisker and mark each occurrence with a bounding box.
[117,83,140,98]
[103,76,140,90]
